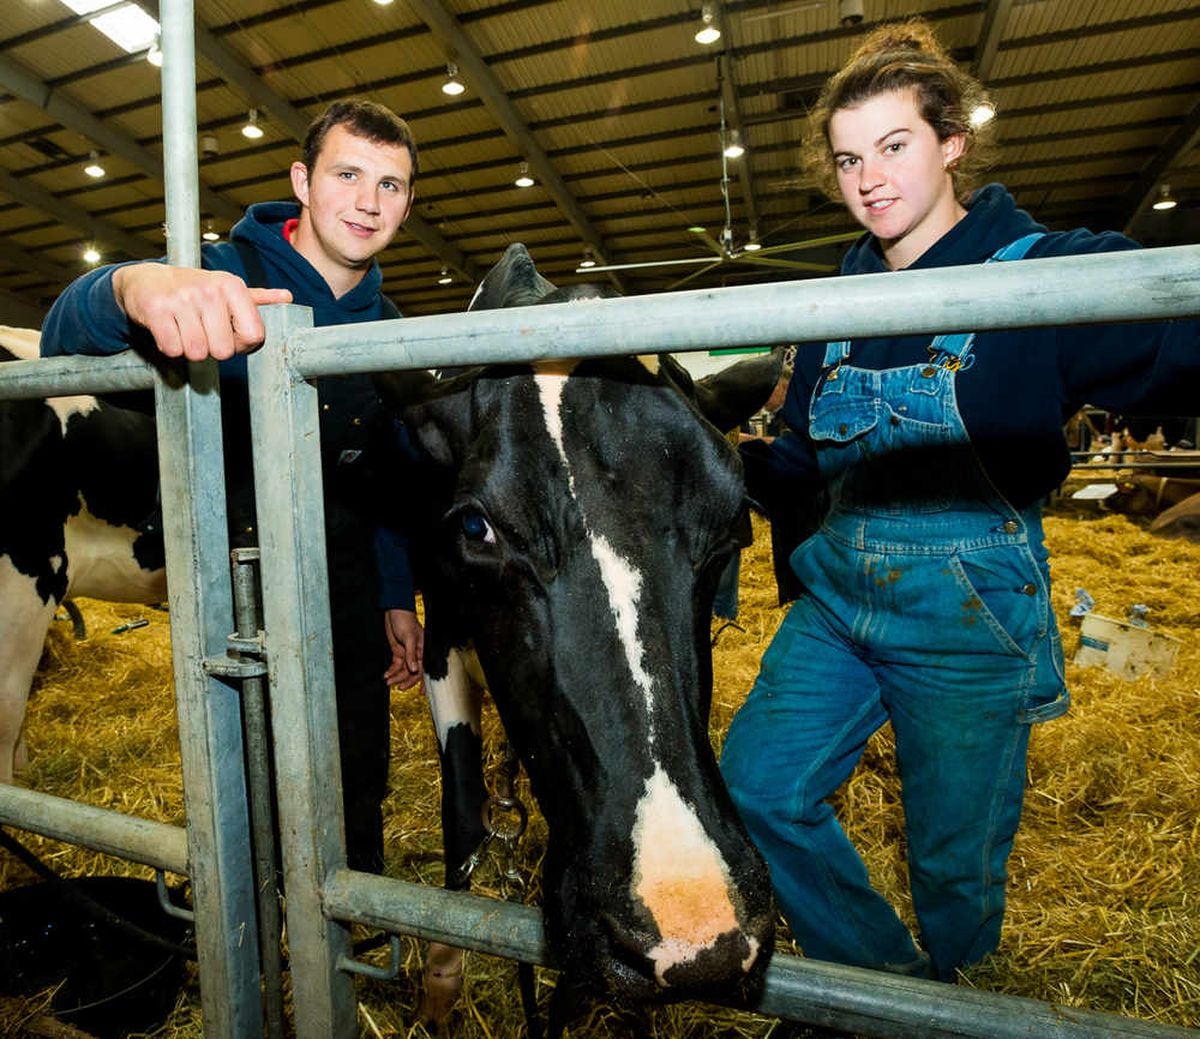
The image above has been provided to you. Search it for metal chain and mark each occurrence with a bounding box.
[450,741,529,900]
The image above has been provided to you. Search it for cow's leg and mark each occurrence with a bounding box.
[0,557,58,783]
[419,646,487,1029]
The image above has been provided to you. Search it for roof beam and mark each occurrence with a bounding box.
[0,283,49,327]
[0,234,78,284]
[404,0,620,285]
[1120,94,1200,232]
[0,164,158,260]
[974,0,1015,82]
[0,52,243,226]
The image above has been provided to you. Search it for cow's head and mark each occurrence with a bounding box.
[381,244,775,1007]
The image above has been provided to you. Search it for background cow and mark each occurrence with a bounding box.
[378,244,778,1032]
[0,331,165,785]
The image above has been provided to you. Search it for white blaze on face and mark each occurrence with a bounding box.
[632,765,753,986]
[535,371,656,721]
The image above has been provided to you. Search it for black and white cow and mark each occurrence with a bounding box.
[0,329,165,784]
[378,244,778,1028]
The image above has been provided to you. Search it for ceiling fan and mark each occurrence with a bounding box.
[580,95,860,291]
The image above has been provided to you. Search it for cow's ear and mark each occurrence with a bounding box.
[374,368,481,467]
[690,346,788,433]
[402,389,474,468]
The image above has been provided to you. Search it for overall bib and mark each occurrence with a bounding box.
[721,234,1068,980]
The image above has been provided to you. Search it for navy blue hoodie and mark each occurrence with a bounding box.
[769,183,1200,509]
[41,201,415,610]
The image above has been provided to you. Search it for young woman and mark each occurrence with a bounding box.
[720,18,1198,982]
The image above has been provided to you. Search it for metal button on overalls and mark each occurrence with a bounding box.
[1002,520,1019,534]
[1021,583,1037,595]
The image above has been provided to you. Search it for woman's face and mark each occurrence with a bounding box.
[828,87,966,268]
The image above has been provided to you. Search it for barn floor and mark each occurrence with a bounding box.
[1,504,1197,1037]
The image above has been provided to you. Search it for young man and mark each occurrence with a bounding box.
[41,99,425,873]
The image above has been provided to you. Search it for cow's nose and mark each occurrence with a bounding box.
[599,911,766,993]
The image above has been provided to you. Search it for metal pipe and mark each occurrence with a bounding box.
[230,548,286,1039]
[0,353,155,400]
[249,304,358,1039]
[0,785,187,874]
[286,244,1200,378]
[157,2,264,1035]
[322,869,1197,1039]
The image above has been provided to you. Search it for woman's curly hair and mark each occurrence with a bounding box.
[802,18,996,202]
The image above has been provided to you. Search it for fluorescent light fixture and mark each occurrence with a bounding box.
[441,62,465,96]
[695,4,721,45]
[89,4,160,54]
[1152,185,1177,211]
[82,246,101,264]
[969,102,996,128]
[723,129,745,160]
[242,109,264,140]
[437,267,453,285]
[83,151,106,178]
[514,162,535,188]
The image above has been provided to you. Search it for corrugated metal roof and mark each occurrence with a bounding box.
[0,0,1196,316]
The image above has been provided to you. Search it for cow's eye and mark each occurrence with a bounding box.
[460,509,496,545]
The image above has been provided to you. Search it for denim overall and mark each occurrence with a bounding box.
[721,233,1068,980]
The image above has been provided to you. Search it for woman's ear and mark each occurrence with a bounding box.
[942,132,967,170]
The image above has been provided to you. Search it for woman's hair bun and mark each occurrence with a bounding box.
[850,17,948,64]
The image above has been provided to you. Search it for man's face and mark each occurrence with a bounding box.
[290,123,414,283]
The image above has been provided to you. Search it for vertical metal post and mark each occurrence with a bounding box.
[157,1,264,1034]
[231,548,286,1039]
[249,304,358,1039]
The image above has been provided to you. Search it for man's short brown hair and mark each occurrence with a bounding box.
[302,99,419,182]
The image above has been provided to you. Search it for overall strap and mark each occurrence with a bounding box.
[822,340,852,369]
[928,232,1046,360]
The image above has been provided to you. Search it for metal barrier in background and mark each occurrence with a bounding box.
[248,244,1200,1039]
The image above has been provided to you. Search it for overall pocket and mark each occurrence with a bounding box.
[947,545,1045,658]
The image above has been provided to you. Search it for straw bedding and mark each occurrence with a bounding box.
[2,503,1197,1036]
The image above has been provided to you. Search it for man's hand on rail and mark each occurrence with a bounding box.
[112,263,293,362]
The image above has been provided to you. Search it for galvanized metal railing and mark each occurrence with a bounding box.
[249,245,1200,1039]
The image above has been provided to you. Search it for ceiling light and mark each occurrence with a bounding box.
[723,129,745,160]
[82,245,101,265]
[83,150,106,178]
[441,62,465,97]
[202,223,220,242]
[688,224,706,234]
[69,2,160,54]
[743,229,762,252]
[146,34,163,67]
[514,162,535,188]
[578,247,597,269]
[241,109,264,140]
[1152,185,1177,212]
[694,3,721,45]
[372,0,394,5]
[201,133,220,157]
[437,267,453,285]
[969,102,996,129]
